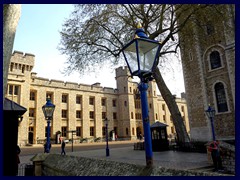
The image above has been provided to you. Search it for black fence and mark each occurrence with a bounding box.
[18,163,34,176]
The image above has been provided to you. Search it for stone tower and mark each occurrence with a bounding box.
[6,51,35,144]
[178,5,235,141]
[115,66,137,138]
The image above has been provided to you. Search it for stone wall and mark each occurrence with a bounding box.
[40,154,229,176]
[220,141,235,174]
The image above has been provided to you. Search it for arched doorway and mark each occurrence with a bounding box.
[28,132,33,144]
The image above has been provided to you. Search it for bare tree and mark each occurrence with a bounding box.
[59,4,230,144]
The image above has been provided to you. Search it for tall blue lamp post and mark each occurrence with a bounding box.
[104,118,110,156]
[121,23,162,166]
[42,97,55,153]
[205,105,216,141]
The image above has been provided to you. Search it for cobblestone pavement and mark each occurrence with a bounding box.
[20,145,210,170]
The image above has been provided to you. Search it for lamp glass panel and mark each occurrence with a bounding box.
[138,40,159,72]
[43,106,55,118]
[123,42,139,75]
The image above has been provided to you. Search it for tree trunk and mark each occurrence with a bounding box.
[3,4,21,102]
[153,66,190,144]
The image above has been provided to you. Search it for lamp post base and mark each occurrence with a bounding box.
[106,148,110,157]
[146,157,153,167]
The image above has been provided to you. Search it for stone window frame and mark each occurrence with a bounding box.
[89,97,95,105]
[126,128,129,135]
[62,109,68,118]
[89,111,95,119]
[76,127,81,137]
[204,45,225,72]
[101,98,106,106]
[8,84,20,95]
[62,94,68,103]
[76,95,82,104]
[113,112,117,120]
[76,110,82,119]
[90,126,94,136]
[210,51,222,69]
[102,112,106,119]
[29,108,35,117]
[30,90,36,101]
[212,81,230,114]
[61,126,67,137]
[112,99,117,107]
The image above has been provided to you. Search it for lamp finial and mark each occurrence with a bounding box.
[137,22,142,29]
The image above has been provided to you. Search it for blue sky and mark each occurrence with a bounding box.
[13,4,185,96]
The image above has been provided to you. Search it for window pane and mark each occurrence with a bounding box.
[210,51,221,69]
[14,86,19,95]
[215,83,228,112]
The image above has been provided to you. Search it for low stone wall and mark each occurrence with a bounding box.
[40,154,229,176]
[220,141,235,174]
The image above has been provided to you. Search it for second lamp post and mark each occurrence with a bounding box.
[104,118,110,156]
[121,22,162,167]
[42,97,55,153]
[205,105,216,141]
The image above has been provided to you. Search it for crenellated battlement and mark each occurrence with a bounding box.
[115,66,130,78]
[11,50,35,66]
[31,75,118,94]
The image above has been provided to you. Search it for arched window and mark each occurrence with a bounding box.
[215,82,228,112]
[210,51,222,69]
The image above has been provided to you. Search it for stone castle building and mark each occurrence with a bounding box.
[6,51,189,145]
[178,5,235,141]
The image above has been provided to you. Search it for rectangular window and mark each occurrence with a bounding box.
[101,98,106,106]
[76,110,82,119]
[76,127,81,136]
[61,127,67,137]
[62,110,67,118]
[14,86,19,95]
[89,97,94,105]
[162,104,165,111]
[30,91,36,101]
[171,126,175,134]
[132,127,135,135]
[76,95,82,104]
[29,127,34,132]
[131,112,134,119]
[102,127,106,136]
[181,106,184,112]
[90,111,94,119]
[112,99,116,107]
[113,112,117,120]
[8,85,13,95]
[10,63,13,71]
[90,127,94,136]
[102,112,106,119]
[163,115,166,122]
[62,94,68,103]
[29,108,35,117]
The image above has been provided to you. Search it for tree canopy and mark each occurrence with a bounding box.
[59,4,189,75]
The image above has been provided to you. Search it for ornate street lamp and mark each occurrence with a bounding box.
[121,22,162,167]
[42,97,55,153]
[104,118,110,156]
[205,105,216,141]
